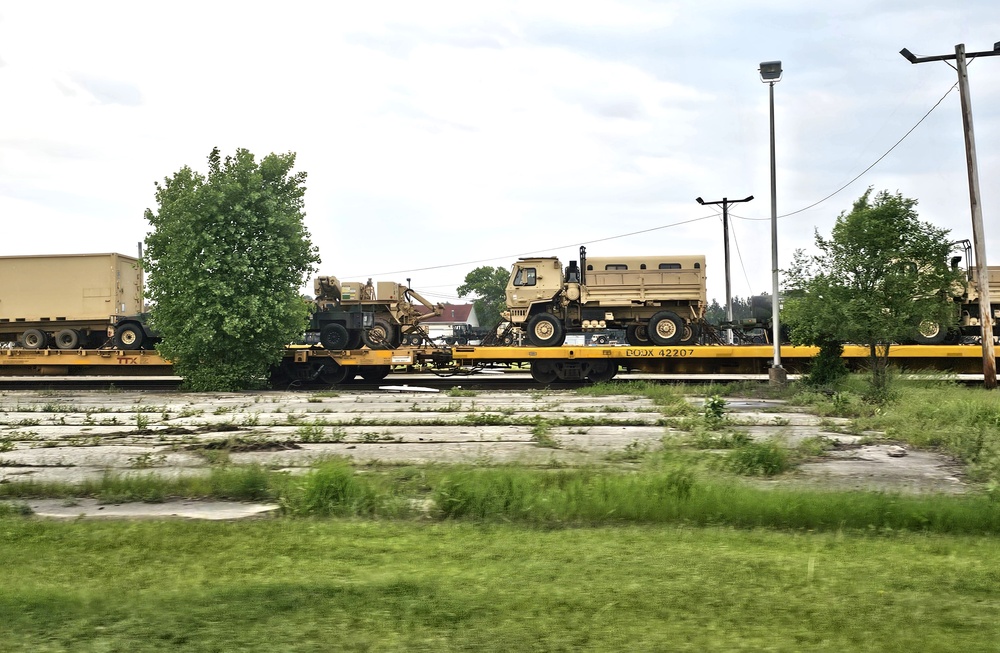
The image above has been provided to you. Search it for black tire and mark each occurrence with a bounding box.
[21,328,48,350]
[345,330,363,350]
[320,323,350,350]
[625,324,650,346]
[586,360,617,383]
[358,365,392,381]
[362,319,399,349]
[502,334,515,346]
[457,337,469,345]
[648,311,684,346]
[114,324,144,350]
[594,335,609,345]
[526,313,565,347]
[530,360,559,384]
[679,322,701,346]
[54,329,80,350]
[913,320,947,345]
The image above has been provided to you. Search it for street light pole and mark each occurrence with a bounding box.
[696,195,754,344]
[900,42,998,390]
[760,61,786,385]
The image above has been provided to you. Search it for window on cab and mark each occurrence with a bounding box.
[514,267,536,286]
[658,263,682,270]
[605,264,628,270]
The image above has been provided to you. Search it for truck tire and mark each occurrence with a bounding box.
[54,329,80,350]
[594,335,609,345]
[526,313,565,347]
[21,328,48,350]
[114,323,145,350]
[345,330,363,350]
[320,323,350,350]
[625,324,650,346]
[679,322,701,346]
[913,320,947,345]
[363,319,399,349]
[648,311,684,346]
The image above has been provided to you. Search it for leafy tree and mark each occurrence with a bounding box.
[143,148,320,391]
[783,189,959,402]
[457,266,510,328]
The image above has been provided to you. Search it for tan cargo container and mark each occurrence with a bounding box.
[0,253,144,349]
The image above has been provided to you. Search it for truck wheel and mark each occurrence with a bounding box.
[345,330,363,350]
[363,319,399,349]
[648,311,684,346]
[526,314,565,347]
[913,320,947,345]
[21,328,48,350]
[54,329,80,350]
[114,323,144,349]
[358,365,391,381]
[320,323,350,350]
[679,323,701,346]
[625,324,650,346]
[594,335,609,345]
[530,360,559,384]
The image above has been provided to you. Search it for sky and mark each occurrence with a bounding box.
[2,1,999,307]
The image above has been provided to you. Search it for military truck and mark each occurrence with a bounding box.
[915,239,1000,344]
[0,253,152,349]
[310,276,443,350]
[505,246,707,347]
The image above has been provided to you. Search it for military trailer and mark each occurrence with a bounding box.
[0,253,149,349]
[505,246,707,347]
[310,276,443,349]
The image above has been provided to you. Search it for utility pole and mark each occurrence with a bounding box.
[696,196,753,344]
[900,42,998,389]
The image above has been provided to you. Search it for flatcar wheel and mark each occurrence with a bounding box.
[586,360,617,383]
[530,361,559,384]
[316,361,349,385]
[358,365,391,381]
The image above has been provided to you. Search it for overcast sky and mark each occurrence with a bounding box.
[2,1,998,305]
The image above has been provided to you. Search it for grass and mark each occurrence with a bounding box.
[1,517,999,651]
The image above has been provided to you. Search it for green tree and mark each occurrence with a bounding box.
[143,148,320,391]
[783,189,959,402]
[457,266,510,328]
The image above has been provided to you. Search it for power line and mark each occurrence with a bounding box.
[349,213,717,278]
[734,80,959,221]
[351,81,958,279]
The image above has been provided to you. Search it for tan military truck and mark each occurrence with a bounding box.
[311,276,443,349]
[505,246,707,347]
[915,239,1000,344]
[0,253,150,349]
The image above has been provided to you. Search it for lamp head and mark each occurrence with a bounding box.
[759,60,782,82]
[696,197,705,205]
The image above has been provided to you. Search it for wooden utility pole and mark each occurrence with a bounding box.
[900,43,998,389]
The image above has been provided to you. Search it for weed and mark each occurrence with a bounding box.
[530,421,560,449]
[726,441,790,476]
[135,413,150,433]
[128,452,167,469]
[447,387,477,397]
[605,440,651,462]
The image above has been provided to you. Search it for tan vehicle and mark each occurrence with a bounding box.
[505,246,707,347]
[311,276,443,349]
[0,253,151,349]
[917,240,1000,344]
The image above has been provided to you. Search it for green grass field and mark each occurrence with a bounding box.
[2,517,999,652]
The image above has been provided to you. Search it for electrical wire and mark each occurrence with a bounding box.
[351,81,958,278]
[733,80,959,221]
